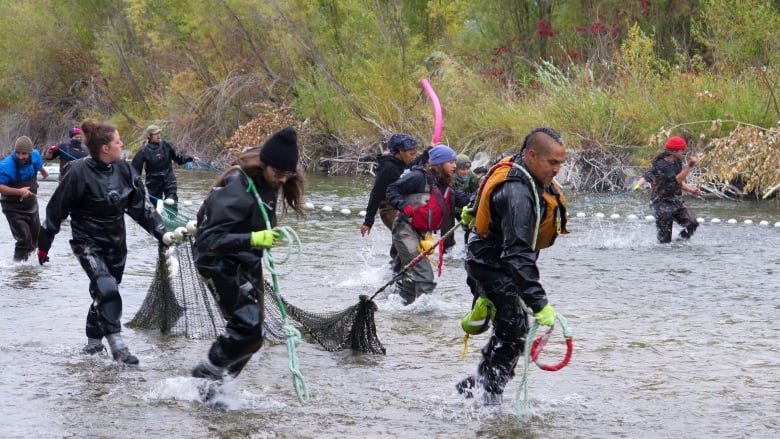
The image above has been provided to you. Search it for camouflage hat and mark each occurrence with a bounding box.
[456,154,471,169]
[146,125,162,135]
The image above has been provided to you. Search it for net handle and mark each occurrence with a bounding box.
[368,221,461,301]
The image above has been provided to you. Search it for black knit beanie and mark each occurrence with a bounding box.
[260,127,299,172]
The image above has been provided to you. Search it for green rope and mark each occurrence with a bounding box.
[240,168,310,405]
[513,300,572,420]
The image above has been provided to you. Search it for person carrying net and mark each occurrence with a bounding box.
[37,119,169,365]
[385,144,469,305]
[191,127,304,405]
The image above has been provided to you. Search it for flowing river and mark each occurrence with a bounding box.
[1,170,778,438]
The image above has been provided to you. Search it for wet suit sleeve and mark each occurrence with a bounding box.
[38,163,82,251]
[196,172,261,254]
[491,182,548,313]
[166,141,194,165]
[131,147,145,175]
[122,161,166,242]
[363,163,399,227]
[450,185,470,209]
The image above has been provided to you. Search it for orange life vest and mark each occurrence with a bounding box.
[473,156,568,250]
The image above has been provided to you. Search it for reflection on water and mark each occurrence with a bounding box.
[0,171,778,438]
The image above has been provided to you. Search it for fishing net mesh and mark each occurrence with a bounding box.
[128,236,385,354]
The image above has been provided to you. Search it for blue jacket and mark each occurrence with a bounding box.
[0,150,43,185]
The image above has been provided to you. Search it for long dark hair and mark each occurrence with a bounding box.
[213,147,305,215]
[426,162,455,186]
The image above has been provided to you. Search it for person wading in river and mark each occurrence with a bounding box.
[43,127,88,180]
[191,127,304,407]
[643,135,702,244]
[360,133,420,274]
[0,136,48,262]
[132,124,200,214]
[37,119,169,365]
[386,144,469,305]
[457,127,568,405]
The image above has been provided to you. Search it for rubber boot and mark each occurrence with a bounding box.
[192,358,227,409]
[82,337,106,355]
[456,375,476,398]
[106,333,139,365]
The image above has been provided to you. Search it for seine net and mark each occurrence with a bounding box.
[128,235,385,354]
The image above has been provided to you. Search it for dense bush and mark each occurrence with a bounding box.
[1,0,779,195]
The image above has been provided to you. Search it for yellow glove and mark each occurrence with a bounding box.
[416,234,436,254]
[534,304,556,327]
[250,230,279,248]
[460,205,475,228]
[632,183,641,191]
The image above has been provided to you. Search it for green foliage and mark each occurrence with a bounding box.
[697,0,780,71]
[0,0,778,191]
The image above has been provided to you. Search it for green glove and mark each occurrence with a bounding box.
[534,304,556,327]
[250,230,279,248]
[461,296,496,335]
[460,205,476,228]
[632,184,641,191]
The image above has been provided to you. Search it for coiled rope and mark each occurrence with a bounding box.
[514,300,573,421]
[241,168,310,405]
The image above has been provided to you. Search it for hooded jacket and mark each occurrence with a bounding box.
[362,154,408,229]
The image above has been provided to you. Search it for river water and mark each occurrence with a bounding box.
[1,170,778,438]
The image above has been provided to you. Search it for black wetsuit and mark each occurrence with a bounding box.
[464,159,551,397]
[39,157,165,340]
[131,140,194,204]
[193,169,278,377]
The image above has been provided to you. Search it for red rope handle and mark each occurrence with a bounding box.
[530,328,573,372]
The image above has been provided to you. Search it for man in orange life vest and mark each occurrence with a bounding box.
[457,127,568,405]
[386,144,469,305]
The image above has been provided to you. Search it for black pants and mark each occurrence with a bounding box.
[476,294,528,395]
[2,201,39,261]
[202,271,265,378]
[653,201,698,243]
[72,241,126,338]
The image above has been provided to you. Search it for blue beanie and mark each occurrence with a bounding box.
[428,145,457,165]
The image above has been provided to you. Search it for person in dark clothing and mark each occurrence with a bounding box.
[360,133,420,272]
[644,135,701,243]
[0,136,48,261]
[386,144,469,305]
[131,124,200,211]
[43,127,88,180]
[191,127,304,405]
[457,127,567,405]
[37,119,169,365]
